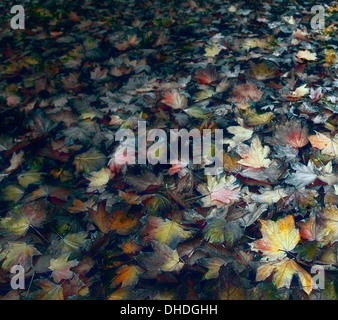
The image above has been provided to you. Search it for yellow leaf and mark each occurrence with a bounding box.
[49,253,78,283]
[3,185,25,202]
[288,84,310,99]
[161,248,184,272]
[245,109,274,126]
[194,89,214,101]
[237,136,272,168]
[87,168,112,188]
[108,287,129,300]
[296,50,317,61]
[153,291,175,300]
[256,258,312,294]
[309,132,338,158]
[317,205,338,246]
[143,217,191,248]
[242,38,269,50]
[250,215,300,261]
[251,188,288,204]
[227,126,253,142]
[62,232,88,252]
[18,171,42,188]
[0,215,30,236]
[23,56,40,65]
[204,44,221,57]
[155,220,191,245]
[0,242,40,271]
[224,126,253,149]
[5,151,24,173]
[202,257,228,280]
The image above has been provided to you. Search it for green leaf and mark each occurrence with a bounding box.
[203,218,243,246]
[73,149,106,173]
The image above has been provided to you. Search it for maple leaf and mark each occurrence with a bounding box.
[33,279,64,300]
[230,82,264,103]
[195,66,218,85]
[0,242,40,272]
[112,264,144,288]
[296,50,317,61]
[204,44,221,57]
[248,61,277,80]
[73,149,106,173]
[223,125,253,149]
[279,188,318,212]
[90,67,108,81]
[0,214,30,237]
[110,210,139,235]
[62,274,91,299]
[244,109,274,126]
[125,171,163,192]
[237,136,272,168]
[299,214,317,242]
[5,151,24,173]
[20,201,46,227]
[142,217,192,248]
[108,288,129,300]
[284,161,318,189]
[68,199,95,213]
[250,215,300,261]
[274,119,309,149]
[49,253,78,283]
[62,232,89,253]
[89,203,112,234]
[160,247,184,273]
[3,185,25,203]
[201,257,231,280]
[120,240,142,255]
[197,175,240,208]
[203,218,243,246]
[317,205,338,246]
[309,132,338,158]
[17,171,43,188]
[118,191,152,205]
[245,161,285,185]
[161,90,188,109]
[256,258,312,294]
[286,84,309,100]
[87,167,113,189]
[251,188,288,205]
[89,204,138,235]
[251,216,313,294]
[1,0,337,301]
[138,241,184,276]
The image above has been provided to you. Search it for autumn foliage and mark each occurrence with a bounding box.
[0,0,337,300]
